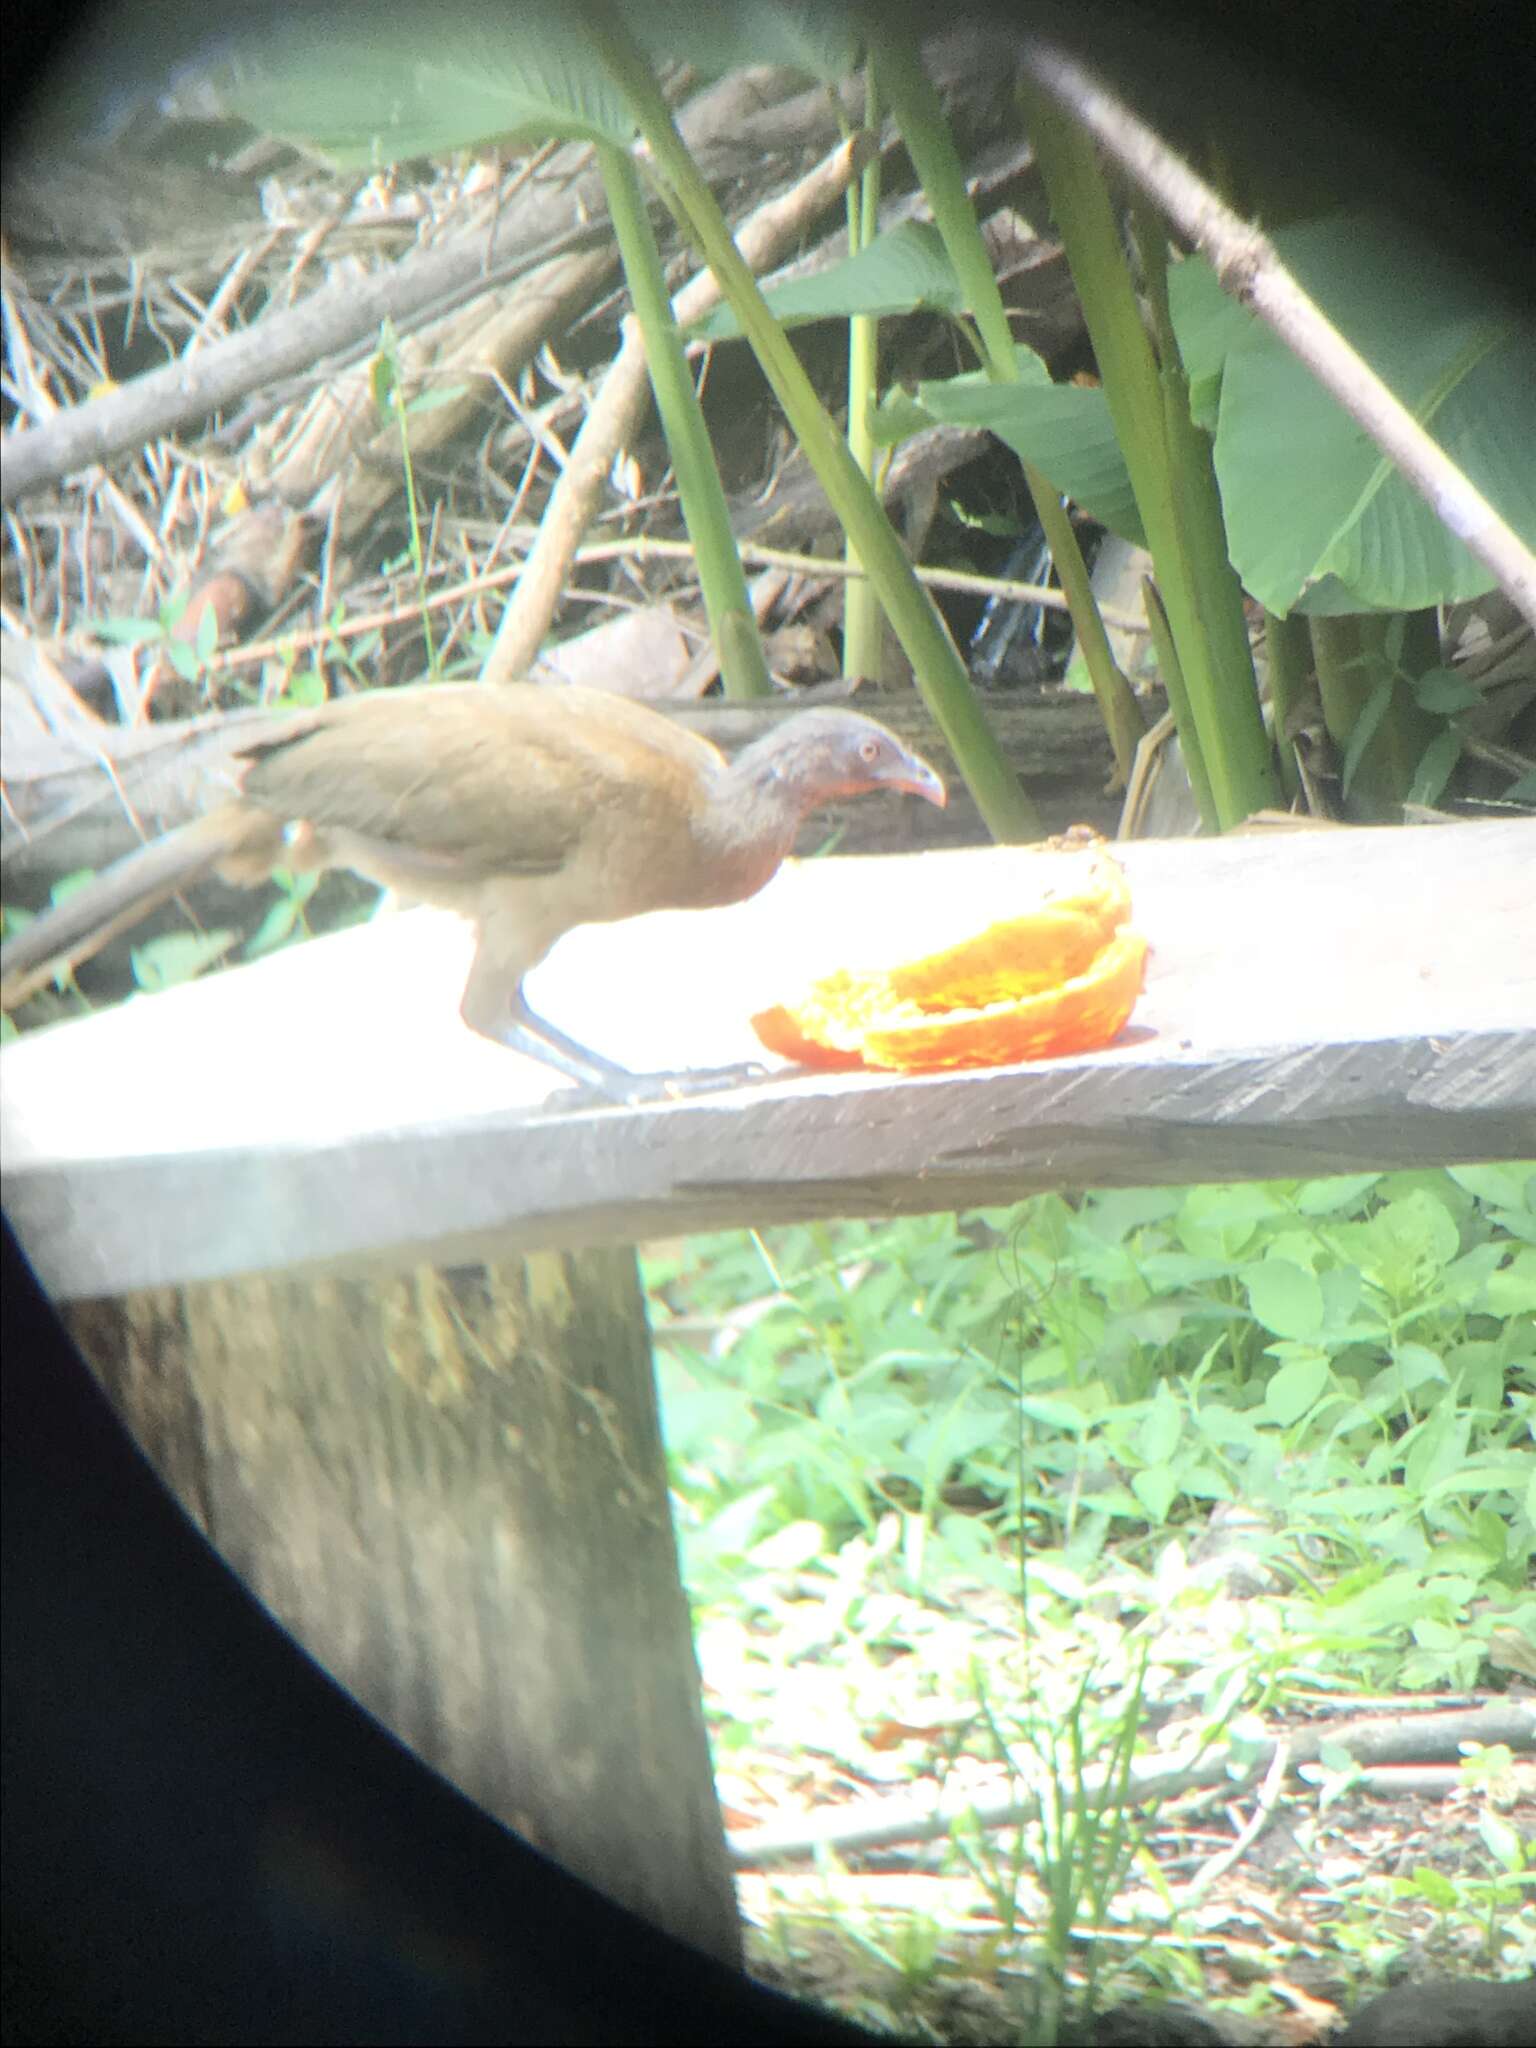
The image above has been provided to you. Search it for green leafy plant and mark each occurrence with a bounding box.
[651,1166,1535,1687]
[242,866,324,959]
[370,320,442,677]
[651,1172,1534,2032]
[1321,1751,1534,1975]
[89,590,221,691]
[953,1649,1162,2042]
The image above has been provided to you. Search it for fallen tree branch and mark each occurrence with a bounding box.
[726,1699,1534,1867]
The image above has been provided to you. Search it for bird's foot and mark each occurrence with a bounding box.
[538,1061,771,1113]
[652,1060,771,1101]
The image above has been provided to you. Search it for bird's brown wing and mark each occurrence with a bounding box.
[234,684,723,879]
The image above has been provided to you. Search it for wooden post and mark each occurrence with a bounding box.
[67,1244,742,1967]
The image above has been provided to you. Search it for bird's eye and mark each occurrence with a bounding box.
[860,737,880,763]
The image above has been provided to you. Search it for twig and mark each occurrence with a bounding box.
[190,534,1145,681]
[1181,1739,1289,1905]
[570,535,1148,631]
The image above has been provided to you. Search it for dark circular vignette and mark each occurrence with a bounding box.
[3,4,1532,2045]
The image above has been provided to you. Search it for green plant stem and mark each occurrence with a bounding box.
[875,29,1144,788]
[587,6,1037,836]
[841,70,887,684]
[1038,484,1147,788]
[1311,610,1440,820]
[1263,610,1312,805]
[1141,575,1216,822]
[1023,80,1276,828]
[596,139,773,700]
[376,322,439,677]
[1135,203,1273,816]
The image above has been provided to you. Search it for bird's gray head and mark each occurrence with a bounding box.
[733,708,947,814]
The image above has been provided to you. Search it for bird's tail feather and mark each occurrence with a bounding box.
[1,807,270,1010]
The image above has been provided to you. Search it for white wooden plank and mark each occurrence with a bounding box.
[4,820,1533,1300]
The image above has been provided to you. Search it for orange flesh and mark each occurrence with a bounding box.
[750,848,1148,1073]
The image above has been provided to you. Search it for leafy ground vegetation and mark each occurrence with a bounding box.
[643,1166,1536,2044]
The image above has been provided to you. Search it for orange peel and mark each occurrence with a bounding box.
[751,843,1148,1074]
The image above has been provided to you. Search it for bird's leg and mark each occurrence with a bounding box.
[495,992,767,1109]
[460,939,766,1106]
[459,945,643,1099]
[497,993,649,1100]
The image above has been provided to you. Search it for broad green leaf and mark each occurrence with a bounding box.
[1296,1173,1381,1216]
[1402,1401,1466,1495]
[1412,665,1484,713]
[87,615,163,647]
[1017,1394,1091,1433]
[1082,1187,1185,1239]
[243,896,305,959]
[1407,729,1463,807]
[131,928,238,992]
[1166,255,1253,431]
[50,869,101,908]
[1322,1569,1427,1632]
[1440,1242,1517,1309]
[1246,1258,1325,1339]
[904,356,1147,545]
[1424,1458,1536,1502]
[1169,213,1536,615]
[222,6,635,164]
[1319,1484,1417,1517]
[1138,1384,1183,1464]
[272,665,329,710]
[1486,1248,1536,1318]
[1388,1342,1451,1393]
[1355,1188,1461,1298]
[1177,1183,1286,1261]
[1339,674,1396,796]
[634,0,860,87]
[1447,1163,1535,1211]
[1264,1354,1329,1425]
[690,221,966,341]
[1477,1812,1523,1873]
[1405,1865,1459,1911]
[1132,1462,1178,1524]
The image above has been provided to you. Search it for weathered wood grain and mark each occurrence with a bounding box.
[66,1245,744,1963]
[5,820,1533,1302]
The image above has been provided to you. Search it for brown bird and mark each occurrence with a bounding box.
[0,682,946,1099]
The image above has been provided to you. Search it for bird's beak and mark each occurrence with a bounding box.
[887,746,948,808]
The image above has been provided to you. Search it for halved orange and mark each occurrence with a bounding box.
[750,844,1147,1074]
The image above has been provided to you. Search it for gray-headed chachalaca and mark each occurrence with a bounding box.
[0,683,946,1099]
